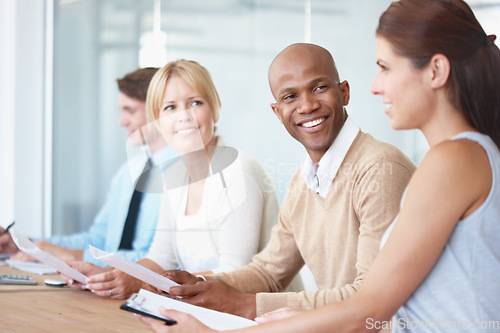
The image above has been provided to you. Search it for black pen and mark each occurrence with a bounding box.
[1,221,15,236]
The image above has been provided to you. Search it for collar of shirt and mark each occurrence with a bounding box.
[126,143,169,173]
[301,116,360,198]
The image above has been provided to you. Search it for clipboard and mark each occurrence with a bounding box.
[119,289,257,330]
[120,293,176,325]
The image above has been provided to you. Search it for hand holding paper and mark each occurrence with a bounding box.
[89,245,179,292]
[125,289,257,330]
[9,227,87,283]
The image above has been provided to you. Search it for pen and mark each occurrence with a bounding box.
[1,221,15,236]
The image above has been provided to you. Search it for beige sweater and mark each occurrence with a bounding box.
[212,132,416,316]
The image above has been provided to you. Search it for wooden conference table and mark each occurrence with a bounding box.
[0,266,149,332]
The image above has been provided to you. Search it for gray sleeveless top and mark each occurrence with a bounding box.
[382,132,500,332]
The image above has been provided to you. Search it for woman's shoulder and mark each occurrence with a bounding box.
[234,149,261,167]
[415,137,492,206]
[426,136,489,169]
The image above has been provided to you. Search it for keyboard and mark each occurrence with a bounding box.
[0,274,37,285]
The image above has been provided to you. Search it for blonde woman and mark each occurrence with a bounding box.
[66,60,279,299]
[143,60,279,277]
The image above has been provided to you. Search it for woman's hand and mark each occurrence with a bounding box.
[254,307,304,324]
[138,307,216,333]
[61,261,109,290]
[61,261,109,289]
[86,268,144,299]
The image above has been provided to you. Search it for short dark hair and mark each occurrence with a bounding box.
[117,67,159,102]
[377,0,500,148]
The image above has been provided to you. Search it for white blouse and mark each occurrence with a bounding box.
[146,142,279,274]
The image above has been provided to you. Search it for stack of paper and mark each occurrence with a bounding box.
[6,260,57,274]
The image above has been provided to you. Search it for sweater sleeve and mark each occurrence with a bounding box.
[253,160,413,316]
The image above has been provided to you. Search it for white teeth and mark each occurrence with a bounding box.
[302,118,325,128]
[177,128,198,134]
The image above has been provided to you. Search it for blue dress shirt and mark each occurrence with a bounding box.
[48,146,174,266]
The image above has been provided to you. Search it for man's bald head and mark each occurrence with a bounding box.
[267,43,350,165]
[268,43,340,99]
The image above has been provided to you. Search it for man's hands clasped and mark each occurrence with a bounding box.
[160,270,257,320]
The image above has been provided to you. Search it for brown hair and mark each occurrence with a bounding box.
[116,67,159,102]
[377,0,500,148]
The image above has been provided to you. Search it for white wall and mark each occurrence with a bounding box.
[0,0,47,237]
[0,0,16,229]
[2,0,498,241]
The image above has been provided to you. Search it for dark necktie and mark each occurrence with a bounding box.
[118,158,152,250]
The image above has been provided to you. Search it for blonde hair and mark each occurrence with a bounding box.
[146,59,221,123]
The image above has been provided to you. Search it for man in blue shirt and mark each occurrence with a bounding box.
[0,68,172,266]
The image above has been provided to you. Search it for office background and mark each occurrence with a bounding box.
[0,0,498,240]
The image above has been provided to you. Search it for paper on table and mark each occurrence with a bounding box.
[9,227,88,283]
[6,259,57,274]
[89,245,179,292]
[129,289,257,330]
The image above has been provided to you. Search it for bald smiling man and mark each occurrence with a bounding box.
[161,43,416,319]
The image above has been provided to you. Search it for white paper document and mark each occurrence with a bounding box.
[6,260,57,274]
[9,227,88,283]
[127,289,257,330]
[89,245,179,292]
